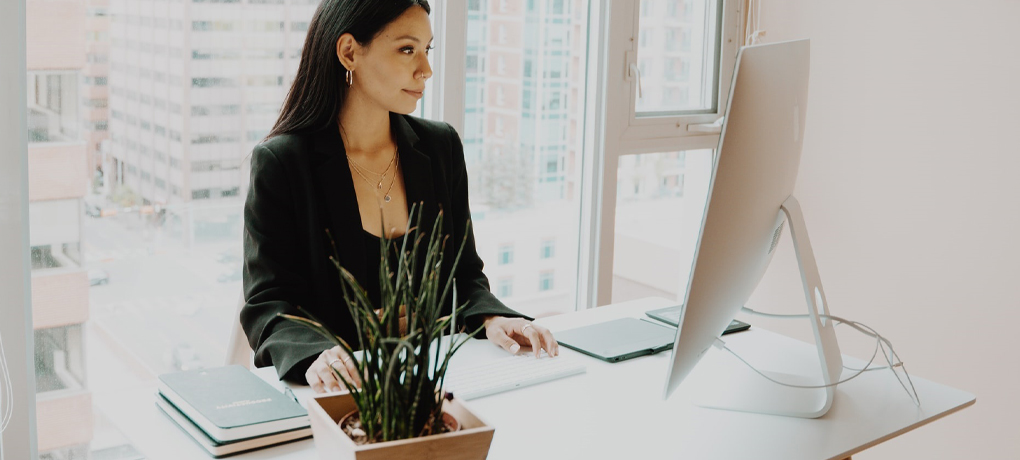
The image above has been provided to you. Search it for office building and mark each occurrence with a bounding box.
[106,0,317,245]
[26,0,94,457]
[84,0,112,184]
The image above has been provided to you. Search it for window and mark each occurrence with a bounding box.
[498,244,514,265]
[541,239,555,259]
[539,271,554,291]
[27,72,78,142]
[598,0,737,305]
[635,0,721,114]
[462,2,592,317]
[497,278,513,298]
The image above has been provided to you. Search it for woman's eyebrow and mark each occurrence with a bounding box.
[394,35,434,44]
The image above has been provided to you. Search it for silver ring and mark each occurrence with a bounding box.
[327,358,341,368]
[522,323,534,334]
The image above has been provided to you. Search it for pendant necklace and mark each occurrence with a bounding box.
[348,148,399,203]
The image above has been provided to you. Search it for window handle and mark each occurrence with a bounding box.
[687,116,725,134]
[625,50,642,99]
[628,62,643,98]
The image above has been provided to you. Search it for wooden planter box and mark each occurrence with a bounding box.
[307,392,495,460]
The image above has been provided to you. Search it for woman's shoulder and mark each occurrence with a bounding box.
[253,132,312,163]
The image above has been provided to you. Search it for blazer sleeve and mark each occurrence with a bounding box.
[242,144,334,383]
[444,123,534,335]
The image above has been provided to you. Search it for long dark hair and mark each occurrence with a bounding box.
[266,0,431,140]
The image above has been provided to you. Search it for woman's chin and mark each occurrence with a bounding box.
[394,103,420,115]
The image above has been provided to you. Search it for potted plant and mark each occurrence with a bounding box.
[280,208,495,460]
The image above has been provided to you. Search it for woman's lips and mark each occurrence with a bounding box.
[404,89,424,98]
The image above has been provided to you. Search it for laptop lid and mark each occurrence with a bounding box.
[555,318,676,363]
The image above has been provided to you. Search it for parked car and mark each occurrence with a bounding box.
[88,268,110,286]
[85,203,102,218]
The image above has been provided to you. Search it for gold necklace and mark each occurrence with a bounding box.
[348,149,400,203]
[347,148,396,188]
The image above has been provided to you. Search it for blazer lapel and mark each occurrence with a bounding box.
[308,114,440,298]
[310,125,368,290]
[390,113,440,287]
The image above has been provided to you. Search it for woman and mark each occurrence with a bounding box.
[241,0,558,394]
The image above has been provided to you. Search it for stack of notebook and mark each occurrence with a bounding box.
[156,365,311,458]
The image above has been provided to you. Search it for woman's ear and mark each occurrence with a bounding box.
[336,33,359,71]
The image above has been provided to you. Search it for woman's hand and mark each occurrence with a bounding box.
[483,316,559,358]
[306,345,361,393]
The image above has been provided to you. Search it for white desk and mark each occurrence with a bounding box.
[102,297,974,460]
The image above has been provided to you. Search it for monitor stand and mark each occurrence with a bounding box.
[688,195,843,418]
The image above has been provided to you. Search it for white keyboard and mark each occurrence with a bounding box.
[443,353,587,400]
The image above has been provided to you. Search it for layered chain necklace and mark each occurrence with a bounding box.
[347,147,399,203]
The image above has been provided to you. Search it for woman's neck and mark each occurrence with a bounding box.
[337,94,393,157]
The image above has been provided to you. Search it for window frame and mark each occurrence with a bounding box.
[588,0,741,306]
[1,0,39,458]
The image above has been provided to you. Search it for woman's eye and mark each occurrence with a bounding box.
[401,45,434,55]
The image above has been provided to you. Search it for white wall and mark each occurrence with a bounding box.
[744,1,1020,458]
[29,199,81,247]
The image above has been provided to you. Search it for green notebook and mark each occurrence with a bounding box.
[158,365,309,443]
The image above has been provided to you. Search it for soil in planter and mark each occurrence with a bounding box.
[339,412,460,446]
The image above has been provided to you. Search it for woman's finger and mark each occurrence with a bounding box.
[305,367,325,393]
[521,323,543,358]
[318,359,344,392]
[537,326,559,357]
[340,355,362,387]
[488,325,521,354]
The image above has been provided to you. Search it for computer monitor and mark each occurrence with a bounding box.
[662,39,843,418]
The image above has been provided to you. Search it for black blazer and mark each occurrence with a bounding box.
[242,112,529,382]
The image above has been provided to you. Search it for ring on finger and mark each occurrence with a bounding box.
[522,323,534,334]
[328,358,341,368]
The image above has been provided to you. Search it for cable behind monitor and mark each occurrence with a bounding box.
[0,330,15,433]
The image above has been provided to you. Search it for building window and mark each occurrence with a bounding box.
[35,325,86,393]
[540,239,555,259]
[539,271,554,291]
[498,244,514,265]
[497,278,513,298]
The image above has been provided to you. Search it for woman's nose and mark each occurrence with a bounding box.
[419,56,433,80]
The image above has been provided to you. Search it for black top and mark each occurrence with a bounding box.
[241,112,531,383]
[361,229,401,310]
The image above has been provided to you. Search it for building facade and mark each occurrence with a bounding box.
[26,0,94,457]
[106,0,317,245]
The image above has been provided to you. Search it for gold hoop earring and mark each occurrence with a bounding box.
[346,69,353,87]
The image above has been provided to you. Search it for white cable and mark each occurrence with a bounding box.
[0,330,15,433]
[711,307,921,406]
[744,0,766,46]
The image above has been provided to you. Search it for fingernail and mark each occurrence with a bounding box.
[510,343,520,353]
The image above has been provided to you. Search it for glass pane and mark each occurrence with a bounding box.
[612,149,712,304]
[635,0,720,116]
[463,0,589,318]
